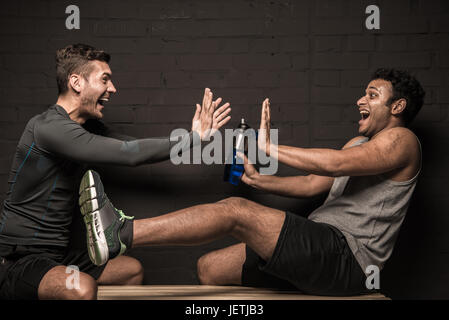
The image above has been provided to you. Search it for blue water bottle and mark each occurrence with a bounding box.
[224,118,250,186]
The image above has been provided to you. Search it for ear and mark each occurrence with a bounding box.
[391,98,407,116]
[68,74,83,94]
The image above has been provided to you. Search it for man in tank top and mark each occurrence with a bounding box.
[79,68,424,296]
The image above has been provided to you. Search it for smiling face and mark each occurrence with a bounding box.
[78,60,116,120]
[357,79,398,138]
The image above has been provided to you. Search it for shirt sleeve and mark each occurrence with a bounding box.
[34,117,193,166]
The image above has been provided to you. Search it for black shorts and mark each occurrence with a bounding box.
[0,245,106,300]
[242,211,373,296]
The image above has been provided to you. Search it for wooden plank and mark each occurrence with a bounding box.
[97,285,390,300]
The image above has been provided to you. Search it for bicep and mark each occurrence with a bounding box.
[333,130,412,177]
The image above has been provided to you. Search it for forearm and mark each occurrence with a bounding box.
[275,145,340,177]
[246,174,315,198]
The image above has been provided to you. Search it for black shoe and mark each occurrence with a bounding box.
[79,170,134,266]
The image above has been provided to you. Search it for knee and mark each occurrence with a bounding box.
[197,253,216,285]
[74,275,98,300]
[217,197,249,211]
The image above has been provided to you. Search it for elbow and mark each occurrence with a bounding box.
[322,160,342,177]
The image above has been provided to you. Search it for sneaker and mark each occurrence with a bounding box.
[79,170,134,266]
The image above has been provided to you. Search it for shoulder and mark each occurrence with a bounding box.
[375,127,419,149]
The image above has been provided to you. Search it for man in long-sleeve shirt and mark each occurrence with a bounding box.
[0,44,231,300]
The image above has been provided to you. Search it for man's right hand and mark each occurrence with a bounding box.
[192,88,231,140]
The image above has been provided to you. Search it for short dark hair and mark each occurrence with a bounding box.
[370,68,425,126]
[55,43,110,95]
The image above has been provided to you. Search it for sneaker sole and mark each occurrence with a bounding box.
[79,170,109,266]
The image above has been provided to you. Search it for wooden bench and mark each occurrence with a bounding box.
[98,285,389,300]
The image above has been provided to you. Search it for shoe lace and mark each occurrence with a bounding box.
[116,208,134,221]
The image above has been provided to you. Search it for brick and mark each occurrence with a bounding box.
[195,3,222,20]
[313,124,357,140]
[248,71,279,87]
[94,21,148,37]
[280,71,307,87]
[0,36,19,53]
[371,52,432,69]
[343,105,364,122]
[314,106,343,122]
[292,54,309,70]
[347,35,375,51]
[207,20,264,37]
[377,36,407,51]
[0,107,17,122]
[268,87,309,104]
[312,17,363,35]
[0,18,35,35]
[407,35,447,51]
[214,88,264,105]
[417,0,449,14]
[114,54,177,72]
[0,124,26,140]
[278,105,309,123]
[414,104,442,122]
[178,55,233,71]
[312,87,362,104]
[437,51,449,68]
[191,73,223,89]
[108,89,149,105]
[106,2,140,19]
[0,2,19,16]
[313,53,369,70]
[381,16,429,34]
[221,2,268,19]
[162,71,191,88]
[223,71,249,88]
[222,39,249,53]
[290,125,310,147]
[380,0,412,15]
[315,0,344,17]
[280,36,309,52]
[103,106,135,123]
[250,38,279,53]
[264,19,308,35]
[151,21,205,36]
[438,88,449,103]
[19,0,50,17]
[233,54,290,70]
[290,0,310,18]
[148,106,196,123]
[341,70,370,88]
[313,70,339,87]
[114,72,161,89]
[314,36,342,52]
[192,39,219,53]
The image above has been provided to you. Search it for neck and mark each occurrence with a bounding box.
[56,94,86,124]
[371,119,405,140]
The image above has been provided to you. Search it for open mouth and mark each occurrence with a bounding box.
[97,97,109,106]
[360,109,370,121]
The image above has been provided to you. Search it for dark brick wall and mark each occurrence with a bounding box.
[1,0,448,299]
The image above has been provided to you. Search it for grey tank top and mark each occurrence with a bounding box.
[308,136,421,273]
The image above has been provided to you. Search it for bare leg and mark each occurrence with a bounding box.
[133,197,285,262]
[197,243,246,285]
[97,256,144,285]
[38,266,97,300]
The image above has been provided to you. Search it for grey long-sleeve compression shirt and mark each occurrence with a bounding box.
[0,104,193,253]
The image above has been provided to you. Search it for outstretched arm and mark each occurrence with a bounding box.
[258,99,416,177]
